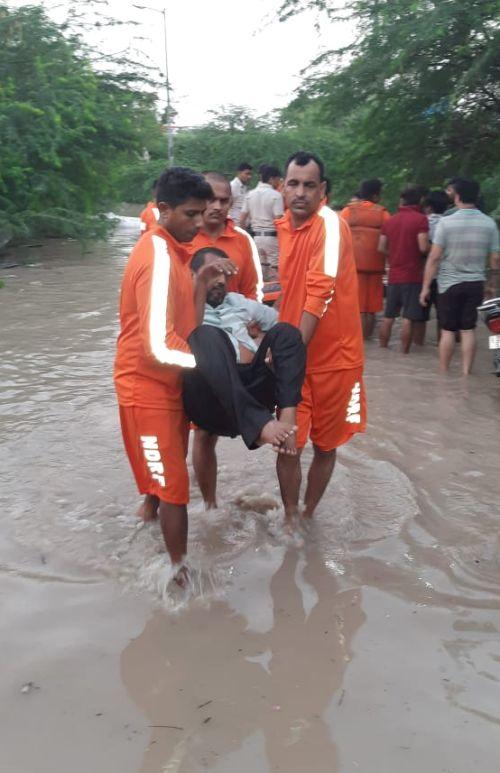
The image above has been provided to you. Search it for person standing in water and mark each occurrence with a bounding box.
[275,151,366,527]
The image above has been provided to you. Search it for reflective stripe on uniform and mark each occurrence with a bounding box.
[234,226,264,302]
[318,205,340,279]
[150,235,196,368]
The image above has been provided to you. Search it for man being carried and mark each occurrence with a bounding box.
[190,172,263,508]
[114,168,288,587]
[183,247,306,510]
[240,165,284,281]
[420,178,500,374]
[275,151,366,526]
[341,178,390,339]
[229,162,253,223]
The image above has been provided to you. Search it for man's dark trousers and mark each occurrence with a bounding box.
[183,322,305,449]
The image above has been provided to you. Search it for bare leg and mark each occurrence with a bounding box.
[302,446,337,519]
[158,502,188,584]
[361,312,376,340]
[439,329,456,372]
[400,318,413,353]
[412,321,426,346]
[278,406,298,455]
[379,317,394,347]
[137,494,159,521]
[192,430,218,509]
[276,451,302,525]
[460,329,477,375]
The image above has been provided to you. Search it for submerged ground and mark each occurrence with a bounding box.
[1,217,499,772]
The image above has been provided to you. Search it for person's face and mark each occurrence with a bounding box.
[158,198,207,242]
[203,181,231,227]
[446,185,456,204]
[283,161,325,221]
[270,176,283,191]
[238,169,252,185]
[202,254,228,307]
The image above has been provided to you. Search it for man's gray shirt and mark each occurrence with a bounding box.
[433,208,499,293]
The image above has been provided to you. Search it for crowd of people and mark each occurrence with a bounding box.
[119,156,498,589]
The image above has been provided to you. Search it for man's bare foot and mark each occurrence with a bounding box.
[137,494,159,522]
[301,506,315,519]
[277,431,297,456]
[258,419,297,449]
[283,505,299,534]
[172,563,190,589]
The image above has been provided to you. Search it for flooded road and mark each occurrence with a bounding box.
[1,217,499,772]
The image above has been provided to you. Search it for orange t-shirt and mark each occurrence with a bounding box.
[277,206,363,373]
[189,219,263,300]
[139,201,160,234]
[114,226,196,410]
[340,200,390,273]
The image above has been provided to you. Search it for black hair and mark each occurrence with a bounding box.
[156,167,213,208]
[446,177,463,190]
[262,165,282,183]
[237,162,253,172]
[284,151,325,181]
[152,178,158,189]
[191,246,230,273]
[400,187,424,206]
[454,178,480,205]
[424,190,449,215]
[324,176,332,196]
[359,178,382,200]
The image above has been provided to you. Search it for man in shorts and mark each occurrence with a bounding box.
[114,167,289,586]
[340,178,390,339]
[378,187,430,352]
[420,178,500,374]
[275,151,366,525]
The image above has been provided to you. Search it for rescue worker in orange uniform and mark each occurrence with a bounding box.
[189,171,263,509]
[341,179,390,339]
[114,167,235,588]
[139,179,160,236]
[276,151,366,526]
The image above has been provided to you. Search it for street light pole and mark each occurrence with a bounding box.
[162,8,174,165]
[133,3,174,165]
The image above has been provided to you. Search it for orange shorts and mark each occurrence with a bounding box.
[119,405,190,505]
[357,273,383,313]
[296,367,367,452]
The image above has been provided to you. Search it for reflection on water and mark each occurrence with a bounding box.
[1,217,499,771]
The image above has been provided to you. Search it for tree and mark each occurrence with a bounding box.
[0,3,165,241]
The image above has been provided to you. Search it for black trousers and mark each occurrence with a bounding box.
[183,322,306,450]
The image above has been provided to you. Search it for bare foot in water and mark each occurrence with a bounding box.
[258,419,297,449]
[137,494,159,522]
[172,563,190,589]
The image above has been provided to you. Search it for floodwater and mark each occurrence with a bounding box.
[1,217,499,773]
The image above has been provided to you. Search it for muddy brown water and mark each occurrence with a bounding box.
[1,217,499,772]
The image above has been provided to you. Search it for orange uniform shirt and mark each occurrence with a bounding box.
[139,201,160,234]
[277,206,363,373]
[190,219,263,301]
[340,200,390,273]
[114,226,196,410]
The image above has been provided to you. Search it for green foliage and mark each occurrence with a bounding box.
[280,0,500,209]
[0,3,165,242]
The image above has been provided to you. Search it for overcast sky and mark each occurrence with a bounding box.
[10,0,354,126]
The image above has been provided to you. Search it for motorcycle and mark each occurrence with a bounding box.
[478,297,500,376]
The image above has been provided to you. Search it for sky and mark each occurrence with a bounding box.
[9,0,354,126]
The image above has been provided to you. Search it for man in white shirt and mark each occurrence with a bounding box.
[229,162,253,223]
[184,246,306,509]
[240,165,284,280]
